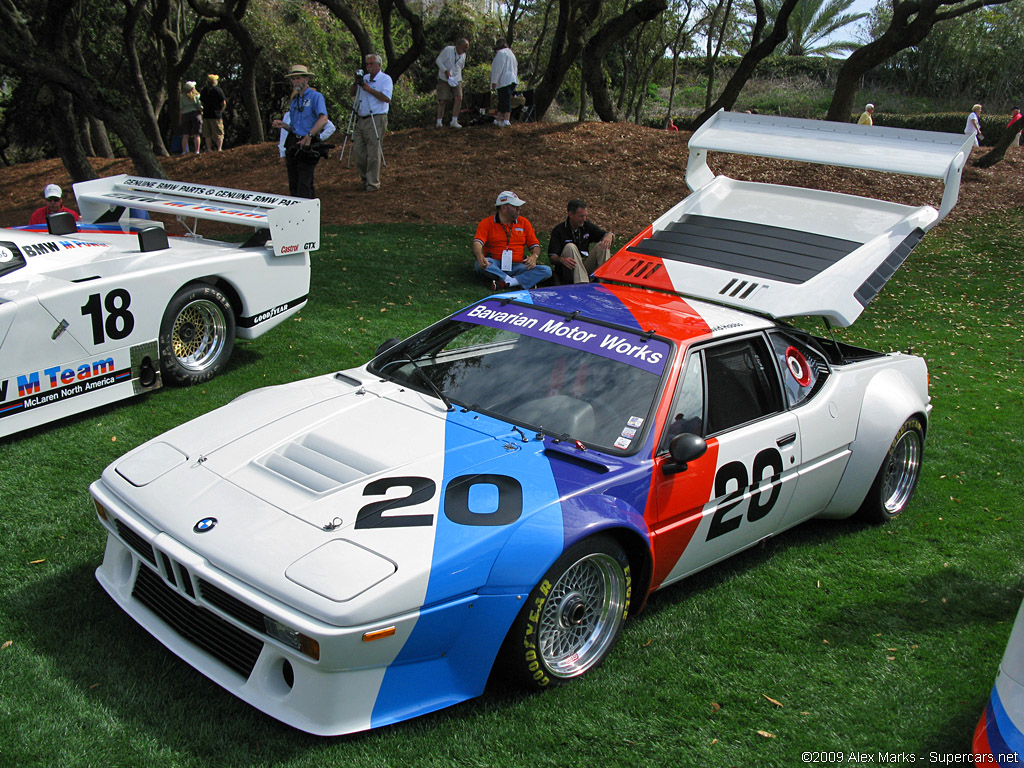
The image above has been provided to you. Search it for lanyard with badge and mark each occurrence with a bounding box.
[500,221,515,272]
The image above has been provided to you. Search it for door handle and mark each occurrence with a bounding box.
[776,432,797,447]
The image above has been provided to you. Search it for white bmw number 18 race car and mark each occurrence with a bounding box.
[0,175,317,438]
[91,112,974,735]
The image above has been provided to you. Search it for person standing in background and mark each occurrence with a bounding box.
[436,38,469,129]
[272,64,329,199]
[965,104,984,146]
[490,39,518,128]
[200,74,227,151]
[352,53,393,192]
[179,81,202,155]
[858,103,874,125]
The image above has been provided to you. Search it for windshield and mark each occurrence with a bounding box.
[369,298,672,453]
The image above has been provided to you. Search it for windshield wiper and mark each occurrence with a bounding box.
[399,355,454,412]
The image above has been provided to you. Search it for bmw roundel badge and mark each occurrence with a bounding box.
[194,517,218,533]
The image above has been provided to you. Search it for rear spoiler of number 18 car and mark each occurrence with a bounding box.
[72,174,320,257]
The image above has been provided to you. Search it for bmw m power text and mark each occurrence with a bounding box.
[91,113,975,734]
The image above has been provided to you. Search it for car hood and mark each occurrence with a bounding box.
[100,371,578,625]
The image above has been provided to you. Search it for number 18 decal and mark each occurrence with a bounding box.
[706,447,784,541]
[81,289,135,345]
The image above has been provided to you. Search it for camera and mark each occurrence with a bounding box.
[286,141,333,162]
[310,141,333,159]
[354,69,365,87]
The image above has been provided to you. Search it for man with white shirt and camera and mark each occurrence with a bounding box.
[351,53,393,192]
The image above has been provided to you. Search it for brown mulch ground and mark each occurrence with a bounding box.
[3,121,1022,238]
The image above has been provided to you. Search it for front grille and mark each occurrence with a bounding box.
[199,579,265,633]
[115,519,156,564]
[132,565,264,679]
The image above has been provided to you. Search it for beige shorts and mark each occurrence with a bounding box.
[202,118,224,140]
[436,79,463,102]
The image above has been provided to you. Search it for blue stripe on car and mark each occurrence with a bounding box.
[371,408,566,727]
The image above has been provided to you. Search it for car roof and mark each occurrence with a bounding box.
[595,111,975,327]
[524,282,773,346]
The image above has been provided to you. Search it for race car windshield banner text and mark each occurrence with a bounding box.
[457,299,670,375]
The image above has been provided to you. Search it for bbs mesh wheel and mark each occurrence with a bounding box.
[502,535,631,688]
[159,284,235,385]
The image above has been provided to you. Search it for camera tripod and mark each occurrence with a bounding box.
[339,77,387,169]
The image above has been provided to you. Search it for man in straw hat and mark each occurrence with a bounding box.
[273,64,330,198]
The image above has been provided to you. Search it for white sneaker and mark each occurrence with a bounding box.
[450,119,462,128]
[435,119,442,128]
[495,120,505,128]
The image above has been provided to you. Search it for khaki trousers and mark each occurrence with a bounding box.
[558,242,610,283]
[354,114,387,189]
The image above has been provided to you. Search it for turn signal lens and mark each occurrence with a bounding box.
[93,498,109,522]
[363,626,396,642]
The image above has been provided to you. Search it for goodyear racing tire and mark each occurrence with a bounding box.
[502,535,631,689]
[859,417,924,523]
[159,284,235,386]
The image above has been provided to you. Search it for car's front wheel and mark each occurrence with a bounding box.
[159,284,235,386]
[860,417,924,522]
[502,535,631,689]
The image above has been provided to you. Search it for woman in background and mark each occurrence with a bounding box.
[965,104,983,147]
[180,80,202,155]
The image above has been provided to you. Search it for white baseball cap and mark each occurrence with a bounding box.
[495,190,525,207]
[43,184,62,199]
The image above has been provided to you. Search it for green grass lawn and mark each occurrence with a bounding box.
[1,214,1021,767]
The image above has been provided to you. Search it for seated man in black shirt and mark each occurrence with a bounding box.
[547,199,615,284]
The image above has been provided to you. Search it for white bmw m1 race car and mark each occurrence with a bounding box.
[91,112,974,735]
[0,175,317,438]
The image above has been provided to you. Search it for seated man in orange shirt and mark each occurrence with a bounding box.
[472,190,552,290]
[29,184,81,226]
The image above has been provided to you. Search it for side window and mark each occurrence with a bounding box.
[768,331,830,408]
[704,336,784,435]
[661,353,705,450]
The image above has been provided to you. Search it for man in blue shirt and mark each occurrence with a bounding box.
[272,64,329,198]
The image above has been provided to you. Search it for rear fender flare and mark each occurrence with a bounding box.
[820,366,928,519]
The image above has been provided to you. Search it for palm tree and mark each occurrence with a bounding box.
[739,0,869,57]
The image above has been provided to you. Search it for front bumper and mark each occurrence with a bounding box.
[92,483,522,735]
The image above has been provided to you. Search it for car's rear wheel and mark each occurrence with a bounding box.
[501,535,631,689]
[159,284,235,386]
[859,417,924,522]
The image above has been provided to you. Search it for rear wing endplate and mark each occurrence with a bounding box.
[687,110,974,226]
[72,175,320,257]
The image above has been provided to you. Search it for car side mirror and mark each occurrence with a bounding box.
[374,338,402,357]
[662,433,707,475]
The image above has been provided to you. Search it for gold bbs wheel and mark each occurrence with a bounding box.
[159,284,235,385]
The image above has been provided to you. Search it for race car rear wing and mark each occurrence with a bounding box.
[685,109,973,224]
[72,175,320,257]
[597,110,976,327]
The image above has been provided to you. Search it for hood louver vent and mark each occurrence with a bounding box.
[256,431,387,495]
